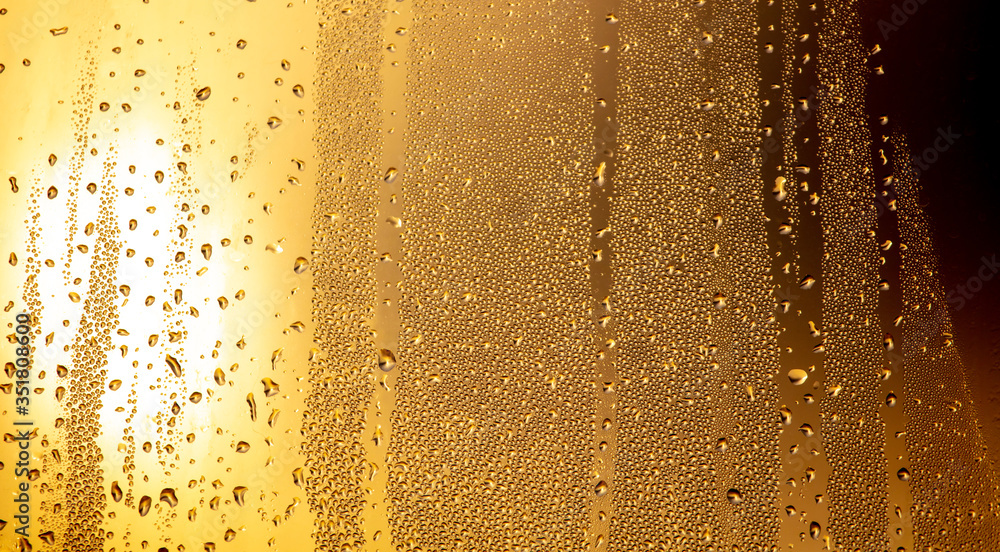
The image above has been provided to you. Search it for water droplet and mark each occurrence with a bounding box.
[166,354,182,377]
[773,176,788,201]
[594,161,606,186]
[233,486,248,506]
[799,275,816,290]
[378,349,397,372]
[788,369,808,385]
[160,488,178,507]
[293,257,310,274]
[595,481,608,496]
[262,378,279,397]
[809,521,821,539]
[779,406,793,425]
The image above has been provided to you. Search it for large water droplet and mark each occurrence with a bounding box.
[378,349,397,372]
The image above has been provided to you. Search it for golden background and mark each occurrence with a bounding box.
[1,0,997,551]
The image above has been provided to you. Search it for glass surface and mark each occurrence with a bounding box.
[1,1,997,551]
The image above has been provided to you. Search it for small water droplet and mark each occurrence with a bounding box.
[160,488,178,507]
[233,486,248,506]
[595,481,608,496]
[293,257,310,274]
[166,354,182,377]
[262,378,279,397]
[788,369,808,385]
[378,349,396,372]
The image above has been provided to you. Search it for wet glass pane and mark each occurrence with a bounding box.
[1,1,997,550]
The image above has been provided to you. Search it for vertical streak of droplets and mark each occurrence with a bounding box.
[775,1,834,548]
[590,1,620,549]
[703,1,783,548]
[874,121,915,550]
[388,2,595,550]
[63,156,120,552]
[53,44,115,552]
[304,2,384,549]
[814,1,888,548]
[776,0,802,243]
[610,1,780,549]
[361,0,411,548]
[892,131,1000,551]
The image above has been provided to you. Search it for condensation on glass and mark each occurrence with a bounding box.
[0,1,996,551]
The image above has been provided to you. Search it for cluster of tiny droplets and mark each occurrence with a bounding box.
[387,2,596,551]
[893,131,1000,551]
[302,2,384,550]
